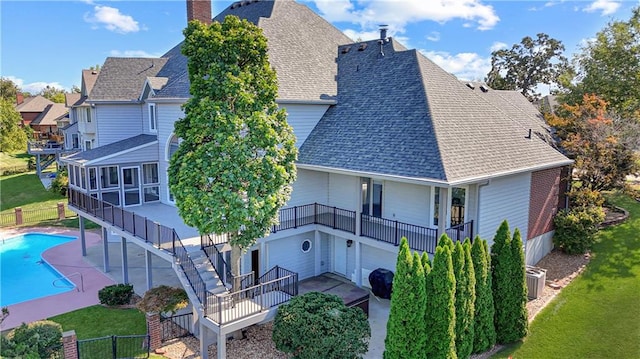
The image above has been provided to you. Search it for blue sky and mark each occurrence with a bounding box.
[1,0,637,94]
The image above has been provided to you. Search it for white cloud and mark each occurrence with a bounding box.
[7,76,66,94]
[343,29,381,42]
[84,5,140,34]
[420,50,491,81]
[426,31,440,42]
[583,0,620,16]
[109,50,161,58]
[490,41,508,52]
[312,0,500,34]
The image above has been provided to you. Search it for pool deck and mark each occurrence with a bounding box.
[0,227,115,331]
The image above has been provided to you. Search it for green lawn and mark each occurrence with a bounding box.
[0,152,31,169]
[48,306,165,359]
[0,172,64,211]
[493,193,640,358]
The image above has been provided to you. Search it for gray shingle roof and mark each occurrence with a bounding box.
[63,134,157,164]
[89,58,167,101]
[31,103,68,126]
[16,95,53,112]
[299,39,571,184]
[154,0,351,101]
[65,93,82,107]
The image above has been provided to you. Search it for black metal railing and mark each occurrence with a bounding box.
[272,203,356,234]
[361,213,439,253]
[445,220,474,243]
[175,236,208,309]
[205,266,298,324]
[160,312,194,341]
[68,188,177,254]
[201,234,233,287]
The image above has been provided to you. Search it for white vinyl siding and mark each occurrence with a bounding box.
[267,232,316,280]
[287,169,328,207]
[328,173,358,211]
[478,172,531,246]
[361,244,398,286]
[95,104,143,146]
[156,103,185,204]
[383,181,431,226]
[280,104,330,147]
[88,143,158,167]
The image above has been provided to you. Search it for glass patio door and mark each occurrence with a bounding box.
[121,167,141,206]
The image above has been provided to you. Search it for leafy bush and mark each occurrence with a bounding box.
[273,292,370,359]
[553,206,605,254]
[425,243,456,358]
[27,156,36,170]
[50,167,68,196]
[137,285,188,315]
[1,320,62,358]
[471,237,496,353]
[99,283,134,306]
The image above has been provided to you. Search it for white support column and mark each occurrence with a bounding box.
[260,241,267,274]
[314,231,322,276]
[437,187,449,239]
[145,249,153,291]
[216,330,226,359]
[355,240,362,287]
[79,216,87,256]
[102,227,110,273]
[121,237,129,284]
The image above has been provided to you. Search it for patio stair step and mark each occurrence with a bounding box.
[189,250,227,292]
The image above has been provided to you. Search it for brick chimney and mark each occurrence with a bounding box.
[16,92,24,105]
[187,0,212,25]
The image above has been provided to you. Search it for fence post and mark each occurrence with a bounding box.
[62,330,78,359]
[394,220,399,246]
[294,206,298,228]
[333,207,337,229]
[57,202,66,220]
[15,207,23,225]
[146,312,162,351]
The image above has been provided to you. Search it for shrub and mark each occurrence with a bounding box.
[384,239,426,359]
[27,156,36,170]
[137,285,188,315]
[425,244,457,359]
[553,206,605,254]
[99,283,134,306]
[273,292,370,359]
[1,320,62,358]
[491,220,513,344]
[50,167,68,196]
[471,237,496,353]
[453,240,476,359]
[506,229,528,342]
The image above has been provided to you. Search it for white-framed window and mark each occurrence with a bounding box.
[85,140,92,150]
[166,134,180,161]
[100,166,119,189]
[88,167,98,190]
[167,172,175,204]
[68,165,76,186]
[148,103,157,132]
[142,163,159,203]
[301,239,312,253]
[80,167,87,189]
[122,166,141,206]
[361,177,383,217]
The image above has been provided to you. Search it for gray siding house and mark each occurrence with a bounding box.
[63,1,571,357]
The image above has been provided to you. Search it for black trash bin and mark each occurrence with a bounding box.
[369,268,394,299]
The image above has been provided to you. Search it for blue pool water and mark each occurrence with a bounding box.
[0,233,76,306]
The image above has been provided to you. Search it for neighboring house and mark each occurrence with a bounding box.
[30,103,68,140]
[63,1,571,357]
[15,94,54,129]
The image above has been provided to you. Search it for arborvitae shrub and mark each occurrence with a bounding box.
[491,220,513,344]
[505,228,528,342]
[426,245,457,359]
[471,237,496,353]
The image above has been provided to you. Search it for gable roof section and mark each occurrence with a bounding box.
[89,58,167,102]
[154,0,351,101]
[63,134,157,165]
[31,103,68,126]
[82,69,99,96]
[15,95,53,112]
[299,39,571,184]
[65,93,82,107]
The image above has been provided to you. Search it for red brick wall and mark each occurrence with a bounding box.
[528,167,564,239]
[186,0,211,24]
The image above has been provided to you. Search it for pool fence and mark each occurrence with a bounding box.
[0,203,76,227]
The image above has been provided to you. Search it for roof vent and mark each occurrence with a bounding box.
[525,128,532,139]
[358,43,367,51]
[231,2,240,9]
[466,82,475,90]
[341,46,351,54]
[91,71,97,75]
[480,85,489,92]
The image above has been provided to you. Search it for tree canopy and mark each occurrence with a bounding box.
[0,78,20,102]
[485,33,568,101]
[0,99,28,153]
[39,85,65,103]
[169,16,297,271]
[561,7,640,119]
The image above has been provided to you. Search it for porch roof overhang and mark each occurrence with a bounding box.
[62,134,158,167]
[297,158,573,188]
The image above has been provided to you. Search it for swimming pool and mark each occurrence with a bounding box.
[1,233,76,306]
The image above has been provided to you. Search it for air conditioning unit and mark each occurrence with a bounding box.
[526,265,547,299]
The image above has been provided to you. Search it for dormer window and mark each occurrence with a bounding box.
[149,104,157,132]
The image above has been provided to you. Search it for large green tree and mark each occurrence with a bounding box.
[0,99,28,153]
[0,78,19,102]
[39,85,65,103]
[426,244,457,359]
[471,236,496,353]
[384,238,426,359]
[561,7,640,119]
[485,33,568,101]
[169,16,297,279]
